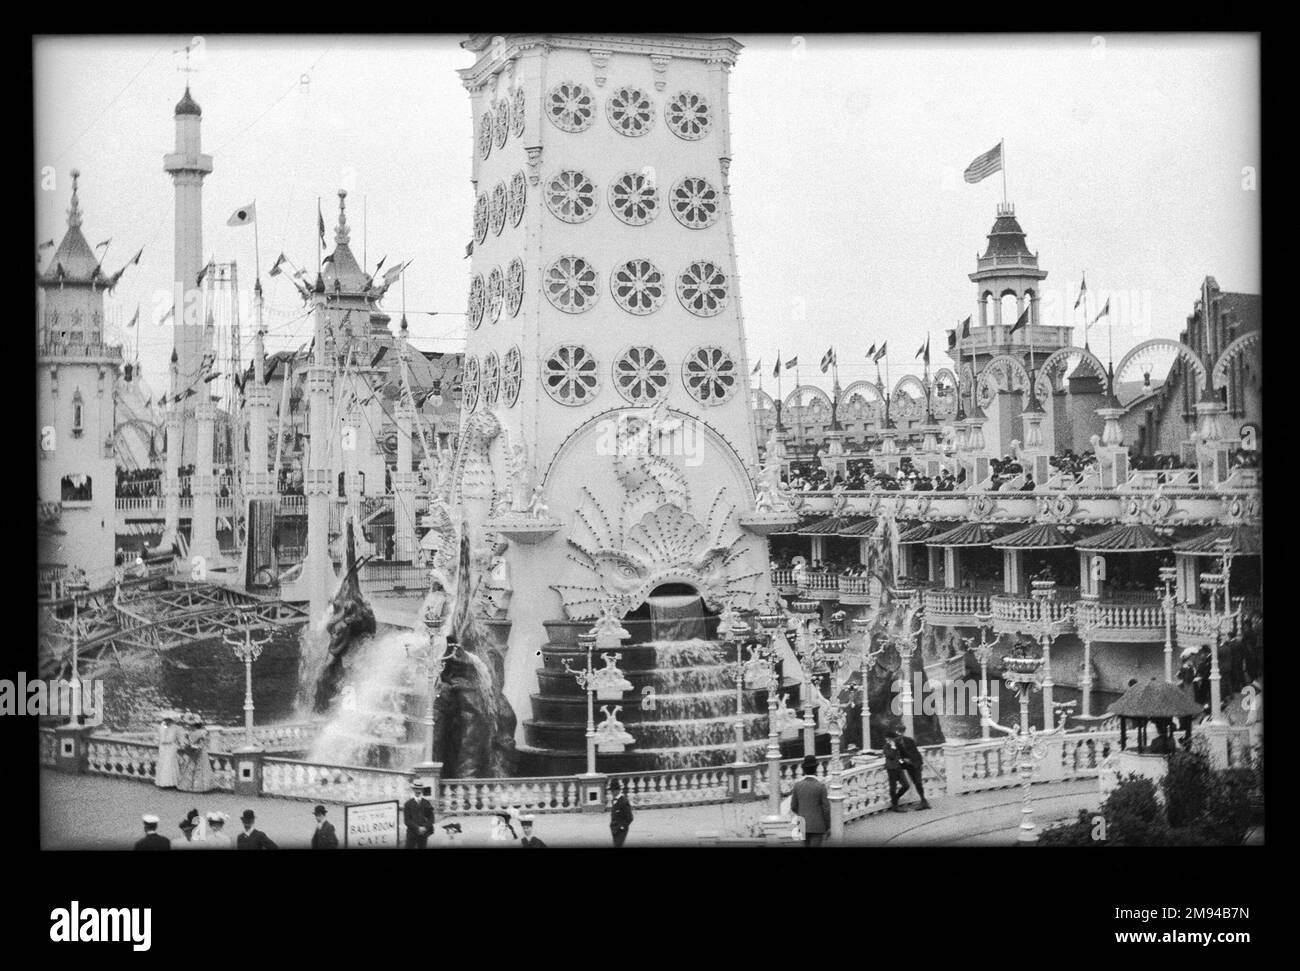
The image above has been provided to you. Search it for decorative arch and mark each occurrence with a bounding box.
[977,354,1032,407]
[839,380,885,422]
[750,388,775,410]
[1032,345,1108,400]
[783,384,834,412]
[931,368,959,418]
[1116,339,1208,396]
[1212,332,1261,391]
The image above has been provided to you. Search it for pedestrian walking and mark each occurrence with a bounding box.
[134,814,170,851]
[896,726,931,810]
[155,711,180,789]
[171,809,204,849]
[609,780,634,847]
[883,728,910,811]
[789,754,831,846]
[311,805,339,849]
[236,809,278,850]
[204,811,232,848]
[403,779,435,849]
[519,815,546,847]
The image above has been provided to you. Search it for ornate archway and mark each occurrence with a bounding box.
[976,354,1032,408]
[1116,339,1208,397]
[1212,332,1261,391]
[1032,345,1108,401]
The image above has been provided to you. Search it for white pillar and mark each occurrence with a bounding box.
[304,291,335,626]
[188,394,219,564]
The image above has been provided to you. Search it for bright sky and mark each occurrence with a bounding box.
[34,33,1259,398]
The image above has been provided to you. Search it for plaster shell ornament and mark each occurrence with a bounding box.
[486,266,505,324]
[682,345,739,405]
[546,81,596,132]
[509,86,525,138]
[1142,491,1176,524]
[543,255,600,313]
[1039,493,1077,522]
[966,492,995,519]
[676,259,729,317]
[591,653,634,700]
[507,171,527,227]
[608,171,660,226]
[595,705,635,752]
[461,355,481,413]
[505,258,525,317]
[665,90,712,140]
[481,351,501,408]
[490,182,508,236]
[473,193,489,244]
[545,170,597,223]
[541,344,600,406]
[610,258,666,315]
[493,98,510,148]
[612,345,670,405]
[606,85,655,137]
[478,110,493,159]
[669,176,721,230]
[501,345,522,407]
[467,274,486,330]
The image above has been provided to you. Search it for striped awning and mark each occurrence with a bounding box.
[1173,524,1262,557]
[116,522,164,537]
[838,517,878,537]
[898,521,954,544]
[992,522,1085,550]
[926,522,1012,548]
[801,515,872,535]
[1075,523,1173,553]
[773,515,822,535]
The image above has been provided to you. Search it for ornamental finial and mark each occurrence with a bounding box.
[335,189,350,246]
[67,169,83,229]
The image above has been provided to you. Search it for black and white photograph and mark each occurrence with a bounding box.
[22,28,1264,947]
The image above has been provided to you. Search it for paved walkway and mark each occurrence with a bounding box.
[41,770,1102,849]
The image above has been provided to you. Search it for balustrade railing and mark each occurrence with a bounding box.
[1076,599,1165,632]
[770,568,796,587]
[40,728,58,767]
[991,590,1079,628]
[85,736,158,782]
[259,757,410,804]
[838,575,873,597]
[605,766,732,808]
[439,776,585,815]
[945,728,1120,795]
[924,588,994,619]
[799,571,839,591]
[209,722,318,753]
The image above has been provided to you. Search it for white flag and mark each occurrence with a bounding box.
[227,203,257,227]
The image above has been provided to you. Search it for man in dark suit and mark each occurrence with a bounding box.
[789,755,831,846]
[896,726,931,810]
[403,780,435,849]
[311,804,339,849]
[609,780,633,847]
[883,729,910,811]
[519,815,546,848]
[134,814,170,850]
[236,809,278,850]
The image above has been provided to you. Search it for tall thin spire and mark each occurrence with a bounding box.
[67,169,83,228]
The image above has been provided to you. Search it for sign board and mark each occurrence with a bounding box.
[344,800,400,848]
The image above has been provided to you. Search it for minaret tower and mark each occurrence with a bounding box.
[457,35,773,761]
[163,84,213,465]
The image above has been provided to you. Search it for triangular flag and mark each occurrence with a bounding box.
[751,359,762,376]
[38,239,54,250]
[873,343,888,362]
[960,316,972,338]
[160,304,175,326]
[1074,272,1087,310]
[227,203,256,227]
[773,357,781,378]
[269,253,287,277]
[126,307,139,329]
[373,255,387,275]
[1009,305,1029,334]
[1092,297,1110,324]
[95,238,112,250]
[866,343,876,359]
[465,241,474,258]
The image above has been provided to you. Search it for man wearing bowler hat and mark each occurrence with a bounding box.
[403,779,435,849]
[236,809,277,850]
[609,780,634,847]
[789,755,831,846]
[311,805,339,849]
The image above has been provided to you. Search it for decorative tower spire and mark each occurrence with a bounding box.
[335,189,350,246]
[67,169,83,228]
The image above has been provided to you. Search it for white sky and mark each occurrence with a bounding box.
[34,33,1259,396]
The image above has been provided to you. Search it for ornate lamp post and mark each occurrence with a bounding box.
[1023,579,1074,730]
[1158,565,1177,683]
[849,616,884,752]
[716,602,754,767]
[883,589,924,737]
[754,602,788,820]
[1199,538,1239,727]
[64,580,90,725]
[407,637,450,765]
[964,610,998,740]
[223,615,273,749]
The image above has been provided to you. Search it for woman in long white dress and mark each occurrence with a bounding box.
[203,812,232,848]
[155,712,180,789]
[176,716,213,792]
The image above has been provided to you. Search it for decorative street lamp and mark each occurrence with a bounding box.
[1158,565,1177,683]
[849,616,884,752]
[407,637,451,765]
[754,603,787,820]
[963,610,998,740]
[563,604,632,775]
[1023,580,1075,730]
[882,588,924,737]
[1199,538,1240,727]
[222,615,273,749]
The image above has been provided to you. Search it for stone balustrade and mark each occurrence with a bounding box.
[1075,600,1166,641]
[209,722,318,753]
[604,766,732,808]
[85,736,158,782]
[440,776,585,815]
[770,568,797,588]
[943,728,1120,795]
[991,590,1079,633]
[260,757,410,804]
[924,588,994,625]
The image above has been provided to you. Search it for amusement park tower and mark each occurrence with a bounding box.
[455,35,776,747]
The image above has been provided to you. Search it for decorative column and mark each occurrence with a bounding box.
[1159,565,1177,683]
[188,392,220,564]
[243,303,275,501]
[1094,403,1129,489]
[303,283,335,628]
[392,324,419,563]
[161,351,182,553]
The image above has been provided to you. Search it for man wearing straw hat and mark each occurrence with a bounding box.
[403,779,435,849]
[134,815,170,851]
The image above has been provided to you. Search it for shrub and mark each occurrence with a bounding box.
[1162,747,1214,827]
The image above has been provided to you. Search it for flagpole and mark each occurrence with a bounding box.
[316,197,321,274]
[1001,138,1007,205]
[253,200,261,286]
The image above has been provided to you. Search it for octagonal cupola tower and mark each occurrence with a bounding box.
[455,35,776,765]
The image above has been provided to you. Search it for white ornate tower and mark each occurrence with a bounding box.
[456,35,773,759]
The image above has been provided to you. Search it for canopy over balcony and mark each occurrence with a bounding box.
[837,517,879,537]
[800,515,872,535]
[897,520,957,544]
[1074,523,1175,554]
[772,515,821,535]
[992,522,1091,550]
[1173,524,1262,557]
[926,522,1012,548]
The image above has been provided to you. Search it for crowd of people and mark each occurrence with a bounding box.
[115,467,162,498]
[781,458,966,493]
[134,807,284,850]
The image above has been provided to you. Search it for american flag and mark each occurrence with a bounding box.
[964,143,1003,184]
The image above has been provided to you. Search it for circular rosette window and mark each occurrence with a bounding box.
[665,90,712,140]
[545,170,597,224]
[606,85,654,136]
[481,351,501,407]
[509,87,525,138]
[546,81,595,132]
[462,355,481,412]
[501,345,522,407]
[508,171,527,227]
[477,111,493,159]
[670,176,721,230]
[490,182,507,236]
[676,259,729,317]
[486,266,505,324]
[613,345,670,405]
[542,344,600,406]
[682,345,738,405]
[494,99,509,149]
[610,258,666,315]
[473,193,488,244]
[505,258,525,317]
[608,171,660,226]
[544,255,600,313]
[466,274,486,330]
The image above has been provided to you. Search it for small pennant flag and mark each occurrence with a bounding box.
[126,306,139,329]
[1009,306,1030,334]
[916,336,930,364]
[203,371,222,384]
[465,241,474,259]
[38,239,54,250]
[873,342,888,362]
[269,253,287,277]
[382,260,411,287]
[128,247,143,266]
[318,203,327,245]
[963,142,1003,184]
[95,238,112,251]
[160,304,175,326]
[752,359,762,375]
[1092,297,1110,324]
[322,252,335,266]
[197,259,214,286]
[784,356,799,370]
[820,347,836,373]
[866,343,876,359]
[773,356,782,378]
[960,316,972,339]
[370,346,389,368]
[227,203,256,227]
[373,255,387,275]
[1074,272,1087,310]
